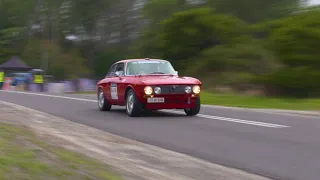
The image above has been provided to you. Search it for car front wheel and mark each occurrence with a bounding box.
[126,89,142,117]
[98,89,112,111]
[184,97,200,116]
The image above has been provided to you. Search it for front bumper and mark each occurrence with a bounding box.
[141,94,199,110]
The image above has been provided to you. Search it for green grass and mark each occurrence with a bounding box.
[201,91,320,110]
[0,123,122,180]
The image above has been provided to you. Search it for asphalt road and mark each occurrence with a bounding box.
[1,90,320,180]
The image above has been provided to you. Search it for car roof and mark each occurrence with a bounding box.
[15,73,30,75]
[117,58,169,63]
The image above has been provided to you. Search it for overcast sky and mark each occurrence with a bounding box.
[309,0,320,5]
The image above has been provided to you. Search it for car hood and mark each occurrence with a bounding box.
[137,75,200,85]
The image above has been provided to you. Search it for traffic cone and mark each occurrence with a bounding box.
[2,77,12,90]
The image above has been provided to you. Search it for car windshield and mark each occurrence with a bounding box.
[126,60,176,75]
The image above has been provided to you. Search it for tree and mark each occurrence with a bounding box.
[142,0,188,25]
[0,0,37,63]
[0,28,23,63]
[130,0,192,58]
[207,0,303,23]
[23,38,89,80]
[159,7,247,69]
[93,49,126,79]
[258,8,320,97]
[269,10,320,68]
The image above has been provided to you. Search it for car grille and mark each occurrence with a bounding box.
[155,85,186,94]
[164,95,187,103]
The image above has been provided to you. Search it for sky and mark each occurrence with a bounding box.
[309,0,320,5]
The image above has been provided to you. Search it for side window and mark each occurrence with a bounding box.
[107,64,118,77]
[115,63,124,76]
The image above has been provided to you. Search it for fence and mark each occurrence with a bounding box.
[2,78,98,93]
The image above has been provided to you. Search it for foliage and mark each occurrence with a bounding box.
[185,38,277,88]
[142,0,188,25]
[0,0,319,97]
[129,28,164,58]
[206,0,302,23]
[93,49,126,79]
[0,0,36,28]
[159,7,247,69]
[256,8,320,97]
[186,38,275,73]
[268,10,320,67]
[0,28,23,63]
[131,0,193,59]
[23,38,90,80]
[258,67,320,97]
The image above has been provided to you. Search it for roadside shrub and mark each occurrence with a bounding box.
[257,67,320,97]
[256,9,320,97]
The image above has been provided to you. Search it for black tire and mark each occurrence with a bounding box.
[184,97,201,116]
[126,89,142,117]
[98,88,112,111]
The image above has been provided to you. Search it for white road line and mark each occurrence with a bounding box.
[0,90,290,128]
[0,90,97,102]
[163,110,289,128]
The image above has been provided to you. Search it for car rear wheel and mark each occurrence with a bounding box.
[126,89,142,117]
[98,89,111,111]
[184,97,200,116]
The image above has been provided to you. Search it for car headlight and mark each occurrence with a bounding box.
[154,86,161,94]
[144,86,153,95]
[192,85,200,94]
[185,86,192,93]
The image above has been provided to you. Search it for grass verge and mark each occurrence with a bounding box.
[201,92,320,110]
[0,123,122,180]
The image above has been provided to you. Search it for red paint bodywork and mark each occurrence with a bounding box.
[97,59,202,110]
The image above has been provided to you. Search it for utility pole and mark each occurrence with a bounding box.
[39,0,48,74]
[41,51,48,73]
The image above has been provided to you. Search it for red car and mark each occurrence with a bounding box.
[96,58,201,117]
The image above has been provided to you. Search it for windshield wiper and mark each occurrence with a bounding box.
[149,72,166,74]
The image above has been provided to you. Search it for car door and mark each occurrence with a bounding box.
[103,63,118,103]
[112,62,126,105]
